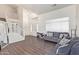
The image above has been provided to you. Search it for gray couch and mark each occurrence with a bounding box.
[48,37,79,55]
[44,32,70,43]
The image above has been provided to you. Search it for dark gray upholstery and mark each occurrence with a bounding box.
[44,31,69,43]
[44,32,59,43]
[55,44,71,55]
[48,43,70,55]
[69,38,79,55]
[48,37,79,55]
[70,42,79,55]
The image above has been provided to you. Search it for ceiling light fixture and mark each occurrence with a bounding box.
[51,4,56,7]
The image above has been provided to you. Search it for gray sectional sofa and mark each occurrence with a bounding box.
[48,37,79,55]
[44,31,70,43]
[37,32,79,55]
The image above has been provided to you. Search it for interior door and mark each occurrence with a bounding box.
[31,23,37,36]
[0,21,7,44]
[7,22,24,43]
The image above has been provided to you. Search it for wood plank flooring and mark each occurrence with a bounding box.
[0,36,56,55]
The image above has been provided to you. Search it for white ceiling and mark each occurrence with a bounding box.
[10,4,71,15]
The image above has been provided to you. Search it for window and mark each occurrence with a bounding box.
[46,17,69,32]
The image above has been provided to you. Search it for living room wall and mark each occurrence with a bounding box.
[0,5,18,19]
[76,5,79,37]
[21,5,79,37]
[39,5,77,36]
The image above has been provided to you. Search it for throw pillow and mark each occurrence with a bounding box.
[59,34,64,39]
[59,38,70,45]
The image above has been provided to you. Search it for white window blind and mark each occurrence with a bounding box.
[46,17,69,32]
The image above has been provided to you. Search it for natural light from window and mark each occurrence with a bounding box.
[46,17,69,32]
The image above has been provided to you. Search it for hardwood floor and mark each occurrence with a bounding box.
[0,36,56,55]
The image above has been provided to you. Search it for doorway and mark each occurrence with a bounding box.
[0,21,8,48]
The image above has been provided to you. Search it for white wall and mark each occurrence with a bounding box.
[30,19,42,36]
[23,8,30,35]
[23,8,34,36]
[39,5,77,35]
[23,8,42,36]
[76,5,79,37]
[22,5,79,37]
[0,5,18,19]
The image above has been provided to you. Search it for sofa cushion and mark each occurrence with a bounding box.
[56,44,71,55]
[47,32,53,37]
[70,41,79,55]
[53,32,60,38]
